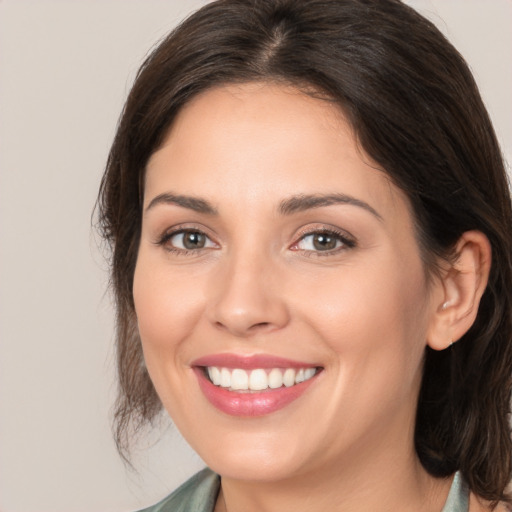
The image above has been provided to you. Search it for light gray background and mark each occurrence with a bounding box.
[0,1,510,511]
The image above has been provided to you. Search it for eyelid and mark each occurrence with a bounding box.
[154,224,219,253]
[170,231,216,249]
[290,225,357,253]
[153,223,356,256]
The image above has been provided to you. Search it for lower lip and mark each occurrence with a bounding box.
[194,368,318,417]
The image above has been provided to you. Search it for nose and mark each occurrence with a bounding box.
[206,251,290,338]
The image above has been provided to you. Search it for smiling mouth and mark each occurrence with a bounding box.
[202,366,321,392]
[194,357,323,416]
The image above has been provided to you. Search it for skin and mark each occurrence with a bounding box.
[133,83,493,512]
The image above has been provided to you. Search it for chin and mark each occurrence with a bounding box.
[188,424,317,483]
[206,452,307,483]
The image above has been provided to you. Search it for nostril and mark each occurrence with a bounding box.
[208,291,290,336]
[249,322,271,331]
[213,320,274,336]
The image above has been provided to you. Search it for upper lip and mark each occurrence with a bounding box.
[191,353,320,370]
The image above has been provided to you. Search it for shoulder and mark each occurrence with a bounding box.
[136,468,220,512]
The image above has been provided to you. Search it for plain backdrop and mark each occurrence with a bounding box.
[0,1,510,511]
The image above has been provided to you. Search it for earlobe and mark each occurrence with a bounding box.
[427,231,491,351]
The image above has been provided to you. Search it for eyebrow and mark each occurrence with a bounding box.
[145,191,381,220]
[145,192,218,215]
[278,193,382,220]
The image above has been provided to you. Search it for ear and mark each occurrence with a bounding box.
[427,230,491,351]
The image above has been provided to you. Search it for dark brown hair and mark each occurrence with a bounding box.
[97,0,512,504]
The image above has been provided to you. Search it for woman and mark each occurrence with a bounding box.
[97,0,512,510]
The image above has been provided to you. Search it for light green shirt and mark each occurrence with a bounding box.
[137,467,468,512]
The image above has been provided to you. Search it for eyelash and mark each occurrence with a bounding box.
[155,226,356,256]
[155,226,217,256]
[291,228,356,257]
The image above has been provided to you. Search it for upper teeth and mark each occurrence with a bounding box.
[207,367,317,391]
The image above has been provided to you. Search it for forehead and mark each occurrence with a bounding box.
[144,82,407,220]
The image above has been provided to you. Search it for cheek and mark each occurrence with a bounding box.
[310,261,425,334]
[296,252,430,381]
[303,259,429,434]
[132,251,205,359]
[132,251,210,426]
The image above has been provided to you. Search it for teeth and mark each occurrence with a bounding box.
[249,369,268,390]
[220,368,231,388]
[231,369,249,390]
[304,368,316,380]
[268,368,283,389]
[206,366,318,391]
[283,368,295,387]
[208,366,221,385]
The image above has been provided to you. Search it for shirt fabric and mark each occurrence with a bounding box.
[136,467,469,512]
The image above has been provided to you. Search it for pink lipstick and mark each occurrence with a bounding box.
[192,354,321,417]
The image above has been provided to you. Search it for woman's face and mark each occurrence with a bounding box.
[134,83,440,483]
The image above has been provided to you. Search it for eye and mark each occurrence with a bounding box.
[172,231,208,250]
[292,229,356,254]
[157,229,217,253]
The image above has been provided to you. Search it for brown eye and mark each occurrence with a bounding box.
[293,229,356,254]
[164,230,216,252]
[181,231,206,249]
[312,233,338,251]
